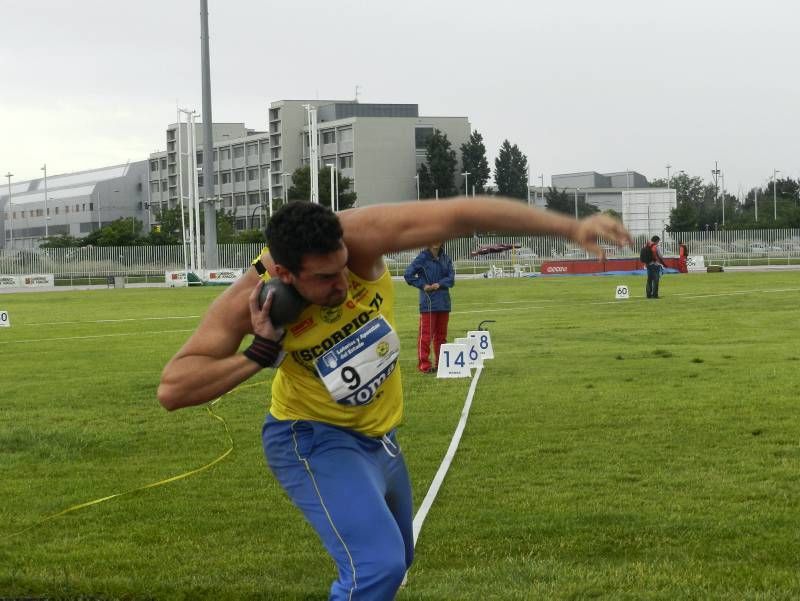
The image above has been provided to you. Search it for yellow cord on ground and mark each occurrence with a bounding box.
[4,381,264,539]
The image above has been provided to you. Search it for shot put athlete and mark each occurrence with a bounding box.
[157,198,632,600]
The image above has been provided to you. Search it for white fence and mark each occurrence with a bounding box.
[1,229,798,281]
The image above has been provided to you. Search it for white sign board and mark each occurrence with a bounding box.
[165,271,189,287]
[21,274,54,288]
[467,330,494,360]
[687,255,705,272]
[437,343,471,378]
[204,268,244,284]
[0,275,20,288]
[615,284,630,300]
[454,337,482,368]
[0,310,9,327]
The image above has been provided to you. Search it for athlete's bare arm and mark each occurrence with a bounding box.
[157,269,283,410]
[340,197,633,279]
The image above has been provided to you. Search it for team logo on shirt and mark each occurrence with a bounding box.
[320,305,343,323]
[376,341,390,357]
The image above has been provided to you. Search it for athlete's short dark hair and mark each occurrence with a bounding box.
[651,235,660,243]
[266,201,343,274]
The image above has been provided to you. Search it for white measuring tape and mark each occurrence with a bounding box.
[412,364,484,546]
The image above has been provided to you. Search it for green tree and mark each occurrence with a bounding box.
[417,129,457,198]
[287,165,357,210]
[544,187,598,217]
[81,218,143,246]
[494,140,528,200]
[39,234,82,248]
[460,130,491,194]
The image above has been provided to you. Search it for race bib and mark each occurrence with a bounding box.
[315,316,400,406]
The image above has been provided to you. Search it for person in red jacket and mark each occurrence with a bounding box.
[678,240,688,273]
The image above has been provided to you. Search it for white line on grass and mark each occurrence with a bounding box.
[0,329,195,345]
[20,315,201,327]
[412,365,484,546]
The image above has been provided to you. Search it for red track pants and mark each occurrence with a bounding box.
[417,311,449,372]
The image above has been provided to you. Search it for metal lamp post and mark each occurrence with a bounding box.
[414,174,420,201]
[538,174,544,205]
[773,169,780,221]
[41,164,49,237]
[462,172,470,199]
[666,164,672,189]
[4,172,12,248]
[574,187,580,219]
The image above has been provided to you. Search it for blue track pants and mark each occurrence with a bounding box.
[262,415,414,600]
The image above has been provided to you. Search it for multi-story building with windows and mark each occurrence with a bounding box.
[1,162,149,249]
[148,99,471,232]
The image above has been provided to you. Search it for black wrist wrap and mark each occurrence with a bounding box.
[243,335,283,369]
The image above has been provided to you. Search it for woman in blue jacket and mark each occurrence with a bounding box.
[403,243,455,373]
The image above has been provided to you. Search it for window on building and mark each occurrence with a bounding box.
[196,151,203,164]
[21,210,26,218]
[322,130,336,144]
[167,129,176,141]
[198,175,204,187]
[248,192,259,205]
[151,181,160,193]
[233,145,244,159]
[213,174,219,185]
[160,158,167,169]
[339,155,353,169]
[271,147,280,160]
[46,208,50,216]
[213,150,218,162]
[220,148,231,161]
[271,134,281,146]
[75,204,79,212]
[223,195,233,208]
[235,194,246,206]
[221,172,232,184]
[415,127,433,150]
[234,169,245,183]
[161,180,168,191]
[251,216,261,230]
[150,160,158,172]
[55,207,59,215]
[36,209,44,217]
[261,167,270,182]
[247,143,258,157]
[261,145,270,162]
[235,217,247,231]
[269,108,280,121]
[248,168,258,182]
[339,128,353,143]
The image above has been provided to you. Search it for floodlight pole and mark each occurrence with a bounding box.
[462,172,470,199]
[773,168,780,221]
[538,174,544,205]
[666,164,672,189]
[574,187,580,219]
[200,0,217,268]
[414,174,420,201]
[4,172,12,248]
[41,164,49,237]
[267,168,273,219]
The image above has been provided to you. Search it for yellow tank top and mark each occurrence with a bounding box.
[257,262,403,437]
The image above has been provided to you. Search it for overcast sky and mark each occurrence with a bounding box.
[2,0,798,197]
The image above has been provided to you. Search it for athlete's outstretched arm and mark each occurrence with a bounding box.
[340,196,632,278]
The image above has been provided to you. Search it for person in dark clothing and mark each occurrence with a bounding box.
[645,235,667,298]
[404,243,455,373]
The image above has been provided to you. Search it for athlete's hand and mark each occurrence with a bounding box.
[248,281,285,342]
[570,214,633,259]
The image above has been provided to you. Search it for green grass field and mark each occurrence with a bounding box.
[1,271,799,600]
